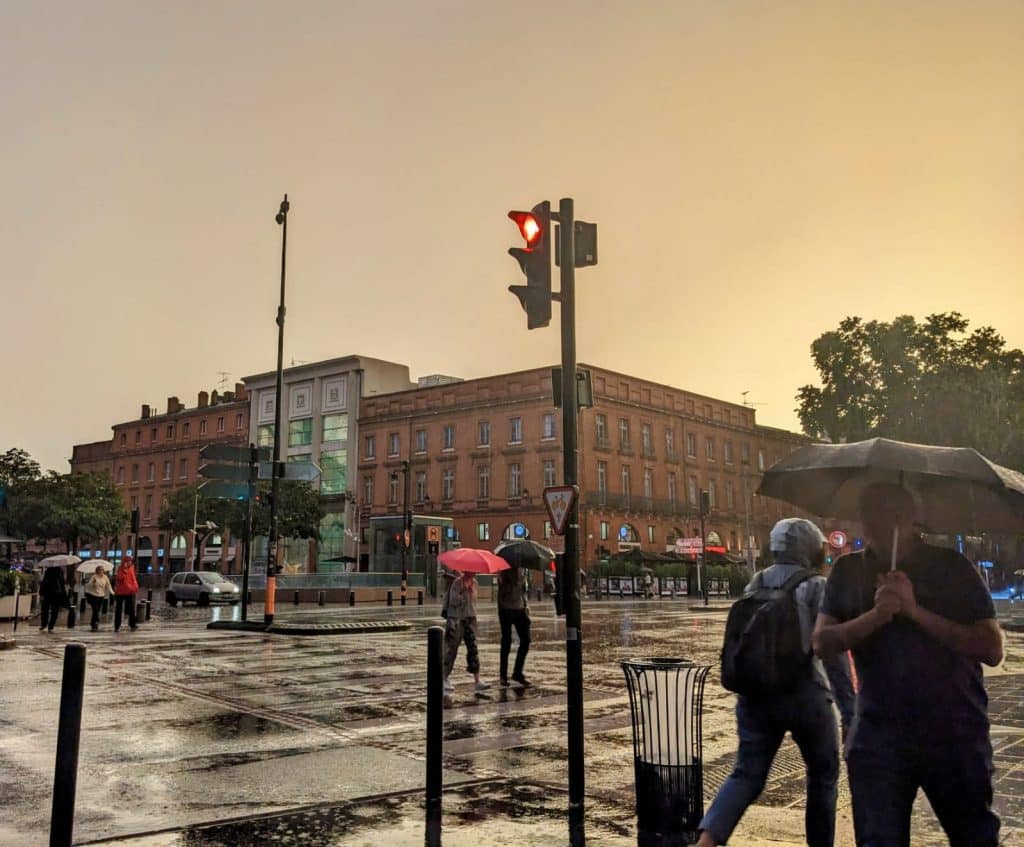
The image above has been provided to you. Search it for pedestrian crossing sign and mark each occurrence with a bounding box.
[543,485,577,536]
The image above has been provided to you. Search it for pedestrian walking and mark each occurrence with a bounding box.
[497,564,531,688]
[814,483,1003,846]
[442,571,490,695]
[38,566,67,632]
[85,565,112,631]
[699,518,839,847]
[113,556,139,632]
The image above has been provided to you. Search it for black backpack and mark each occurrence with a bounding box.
[720,569,813,697]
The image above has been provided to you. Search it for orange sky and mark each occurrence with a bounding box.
[3,1,1022,472]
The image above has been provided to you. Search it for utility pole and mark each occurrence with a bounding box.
[699,490,710,605]
[266,194,289,626]
[740,460,754,573]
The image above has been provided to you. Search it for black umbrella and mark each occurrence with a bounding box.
[494,539,556,570]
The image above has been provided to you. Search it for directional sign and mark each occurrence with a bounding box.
[199,443,271,463]
[543,485,578,536]
[198,481,250,500]
[199,463,251,482]
[258,460,321,482]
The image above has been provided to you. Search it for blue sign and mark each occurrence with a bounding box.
[619,526,629,540]
[513,523,527,539]
[446,527,455,540]
[978,560,994,569]
[853,538,864,549]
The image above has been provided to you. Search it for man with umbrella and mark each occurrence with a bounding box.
[496,560,532,688]
[813,483,1004,846]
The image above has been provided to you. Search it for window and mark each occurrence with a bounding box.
[542,413,556,440]
[741,442,751,465]
[363,475,374,505]
[477,522,490,541]
[167,425,174,439]
[415,429,427,454]
[443,424,455,450]
[619,418,630,450]
[415,471,427,503]
[665,428,675,456]
[668,472,677,505]
[388,474,399,504]
[726,480,735,510]
[288,419,313,447]
[116,466,125,484]
[199,420,207,435]
[147,463,155,482]
[597,461,607,496]
[641,423,653,455]
[179,458,188,478]
[643,467,654,499]
[758,449,766,471]
[478,466,490,499]
[320,449,347,495]
[621,466,631,503]
[257,423,275,447]
[478,420,491,446]
[442,468,455,501]
[183,422,190,437]
[135,430,141,444]
[595,414,608,445]
[648,525,656,543]
[236,413,244,430]
[509,417,522,444]
[708,479,717,508]
[322,413,348,443]
[217,416,225,433]
[388,432,400,456]
[130,495,138,510]
[131,464,139,484]
[144,493,153,515]
[600,520,609,540]
[163,461,171,480]
[686,432,697,458]
[724,440,734,464]
[508,463,521,497]
[705,436,715,461]
[543,459,557,487]
[120,433,127,446]
[365,435,376,459]
[151,427,157,443]
[688,475,698,504]
[544,520,552,539]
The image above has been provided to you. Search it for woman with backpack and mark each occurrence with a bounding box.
[698,518,839,847]
[113,556,139,632]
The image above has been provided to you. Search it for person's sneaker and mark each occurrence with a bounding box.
[511,674,532,688]
[500,677,510,687]
[475,680,491,693]
[443,678,453,693]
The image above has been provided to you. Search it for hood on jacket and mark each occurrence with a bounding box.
[769,518,826,569]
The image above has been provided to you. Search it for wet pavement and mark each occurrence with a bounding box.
[2,598,1023,846]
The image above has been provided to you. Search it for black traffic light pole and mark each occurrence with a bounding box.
[400,460,411,600]
[266,194,289,626]
[557,197,586,847]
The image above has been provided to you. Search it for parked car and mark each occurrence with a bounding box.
[166,571,240,606]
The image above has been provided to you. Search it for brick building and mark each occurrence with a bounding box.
[356,364,812,571]
[70,385,250,574]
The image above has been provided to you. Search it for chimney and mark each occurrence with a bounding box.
[210,389,220,406]
[198,391,209,408]
[167,396,182,414]
[141,404,151,419]
[234,382,246,400]
[223,391,234,402]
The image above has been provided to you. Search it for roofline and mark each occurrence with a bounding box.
[110,397,249,429]
[242,354,408,384]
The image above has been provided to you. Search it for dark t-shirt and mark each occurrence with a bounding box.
[821,541,995,742]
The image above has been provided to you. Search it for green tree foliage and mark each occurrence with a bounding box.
[797,313,1024,468]
[0,448,42,489]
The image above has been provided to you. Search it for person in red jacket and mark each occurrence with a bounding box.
[114,556,139,632]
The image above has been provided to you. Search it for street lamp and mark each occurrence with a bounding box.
[390,460,411,603]
[740,460,755,573]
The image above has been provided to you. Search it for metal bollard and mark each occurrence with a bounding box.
[318,591,326,607]
[619,584,624,599]
[50,643,86,847]
[12,590,20,633]
[349,591,355,607]
[387,591,393,607]
[247,590,253,605]
[67,607,76,629]
[425,626,444,847]
[418,590,424,606]
[294,590,300,606]
[147,589,153,606]
[135,601,145,623]
[145,601,152,622]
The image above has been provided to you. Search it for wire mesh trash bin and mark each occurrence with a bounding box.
[621,658,710,846]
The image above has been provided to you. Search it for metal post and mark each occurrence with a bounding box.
[318,590,326,606]
[401,461,411,604]
[387,590,393,607]
[12,584,19,633]
[242,444,256,623]
[699,493,708,606]
[266,194,289,626]
[425,626,444,847]
[557,197,586,846]
[50,643,86,847]
[741,463,754,573]
[349,590,355,607]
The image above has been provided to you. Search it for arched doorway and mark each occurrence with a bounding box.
[502,522,530,541]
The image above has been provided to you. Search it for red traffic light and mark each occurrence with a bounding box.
[509,211,542,248]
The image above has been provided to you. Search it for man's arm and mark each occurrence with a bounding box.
[813,604,893,659]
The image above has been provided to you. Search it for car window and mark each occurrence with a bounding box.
[201,573,226,583]
[186,575,201,585]
[173,574,185,584]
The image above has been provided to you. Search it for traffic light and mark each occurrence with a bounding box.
[700,490,711,518]
[507,200,552,330]
[130,508,140,534]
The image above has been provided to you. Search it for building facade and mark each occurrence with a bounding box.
[356,364,811,571]
[69,385,250,574]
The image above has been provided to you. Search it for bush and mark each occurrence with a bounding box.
[0,568,36,598]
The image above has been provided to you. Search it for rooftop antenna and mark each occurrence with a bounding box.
[741,391,765,408]
[216,371,231,392]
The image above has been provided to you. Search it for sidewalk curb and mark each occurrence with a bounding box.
[207,620,413,636]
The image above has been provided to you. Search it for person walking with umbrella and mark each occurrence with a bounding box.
[38,565,68,632]
[813,483,1004,846]
[113,555,139,632]
[442,570,490,695]
[497,562,532,688]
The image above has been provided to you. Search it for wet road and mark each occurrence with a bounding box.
[2,598,1022,846]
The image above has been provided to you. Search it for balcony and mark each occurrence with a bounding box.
[594,437,612,452]
[582,491,696,517]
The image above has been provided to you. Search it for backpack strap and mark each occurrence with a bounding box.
[779,568,813,594]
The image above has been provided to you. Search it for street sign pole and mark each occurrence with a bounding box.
[241,444,258,623]
[267,194,289,626]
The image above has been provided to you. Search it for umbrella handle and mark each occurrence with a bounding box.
[890,526,899,571]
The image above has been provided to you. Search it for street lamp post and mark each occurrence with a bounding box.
[391,461,411,602]
[740,460,754,573]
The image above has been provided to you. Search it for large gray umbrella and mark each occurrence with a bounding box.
[758,437,1024,535]
[494,539,557,570]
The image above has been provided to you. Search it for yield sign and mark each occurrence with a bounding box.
[543,485,578,536]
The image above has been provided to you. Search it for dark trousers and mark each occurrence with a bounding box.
[847,722,999,847]
[87,595,103,630]
[39,596,61,630]
[498,607,531,681]
[114,594,137,631]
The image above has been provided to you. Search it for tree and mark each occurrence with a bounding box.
[244,481,323,540]
[797,313,1024,468]
[0,448,42,489]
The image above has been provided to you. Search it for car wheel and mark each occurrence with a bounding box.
[198,593,210,607]
[166,592,177,607]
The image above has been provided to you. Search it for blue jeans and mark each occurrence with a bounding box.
[700,681,838,847]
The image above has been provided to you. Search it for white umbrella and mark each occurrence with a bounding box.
[37,554,82,569]
[77,559,114,574]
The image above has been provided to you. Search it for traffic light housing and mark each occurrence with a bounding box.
[508,200,552,330]
[130,508,140,535]
[700,490,711,518]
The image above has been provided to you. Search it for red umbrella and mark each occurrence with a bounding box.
[438,548,511,575]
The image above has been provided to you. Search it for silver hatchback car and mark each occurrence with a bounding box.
[166,571,241,606]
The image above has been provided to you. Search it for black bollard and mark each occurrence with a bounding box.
[401,591,406,606]
[145,600,152,622]
[247,590,253,605]
[417,590,424,606]
[50,643,86,847]
[147,589,153,605]
[135,601,145,623]
[349,591,355,607]
[318,591,325,607]
[294,590,300,606]
[12,591,20,633]
[619,584,624,599]
[67,607,76,629]
[387,591,393,607]
[425,626,444,847]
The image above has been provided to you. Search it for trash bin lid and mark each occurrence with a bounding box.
[620,657,708,670]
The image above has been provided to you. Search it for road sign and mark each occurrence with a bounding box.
[257,461,321,482]
[198,481,250,500]
[427,526,441,544]
[543,485,578,536]
[199,443,269,463]
[828,530,848,549]
[199,463,251,482]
